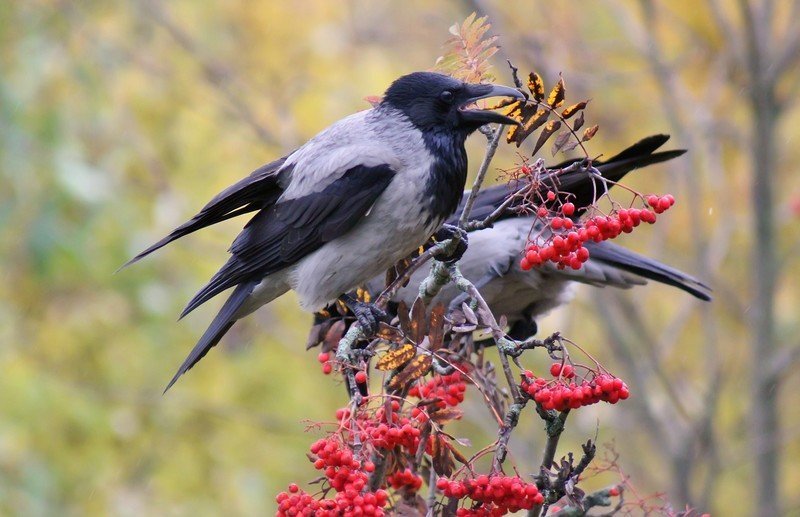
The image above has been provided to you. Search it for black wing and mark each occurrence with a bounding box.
[122,155,291,268]
[453,134,685,224]
[180,163,396,317]
[584,240,712,301]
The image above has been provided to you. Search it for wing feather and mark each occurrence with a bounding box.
[122,155,291,268]
[180,163,396,317]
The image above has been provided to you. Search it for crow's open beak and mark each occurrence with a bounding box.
[458,84,525,126]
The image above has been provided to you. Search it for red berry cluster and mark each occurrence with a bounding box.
[317,352,333,375]
[408,371,467,409]
[646,194,675,214]
[520,367,630,411]
[275,437,389,516]
[349,401,424,452]
[386,468,424,492]
[436,475,545,514]
[519,193,675,271]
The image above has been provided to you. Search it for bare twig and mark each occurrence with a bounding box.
[458,125,505,227]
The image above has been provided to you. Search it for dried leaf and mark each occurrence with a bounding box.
[461,302,477,325]
[397,301,411,335]
[561,101,587,119]
[506,105,550,147]
[376,344,416,371]
[551,130,572,156]
[432,435,455,476]
[573,111,585,131]
[430,407,464,425]
[410,298,427,344]
[533,120,562,155]
[582,124,599,142]
[452,324,477,333]
[445,440,471,467]
[387,354,432,391]
[561,138,582,153]
[376,322,404,343]
[428,303,446,351]
[528,72,545,102]
[547,76,566,108]
[323,320,346,350]
[305,321,325,350]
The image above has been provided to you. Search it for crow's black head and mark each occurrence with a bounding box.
[381,72,523,133]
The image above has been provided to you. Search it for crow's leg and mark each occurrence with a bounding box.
[434,224,469,264]
[339,293,387,337]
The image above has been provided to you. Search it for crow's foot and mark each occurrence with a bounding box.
[434,224,469,264]
[340,294,387,337]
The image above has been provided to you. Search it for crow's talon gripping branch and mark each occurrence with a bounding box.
[434,224,468,264]
[340,294,387,337]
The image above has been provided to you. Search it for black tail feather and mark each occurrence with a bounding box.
[121,156,288,270]
[453,134,686,225]
[584,241,712,301]
[164,280,258,392]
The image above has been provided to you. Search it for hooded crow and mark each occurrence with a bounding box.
[373,135,712,339]
[125,72,523,390]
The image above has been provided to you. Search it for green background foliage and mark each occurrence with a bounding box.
[2,1,799,515]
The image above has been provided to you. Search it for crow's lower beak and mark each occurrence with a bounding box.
[459,84,525,126]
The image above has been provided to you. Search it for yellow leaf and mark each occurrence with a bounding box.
[376,344,416,371]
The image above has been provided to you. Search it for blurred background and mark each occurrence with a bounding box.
[2,1,799,515]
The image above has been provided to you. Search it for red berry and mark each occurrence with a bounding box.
[317,352,329,363]
[562,364,574,379]
[355,371,367,384]
[547,190,556,201]
[322,362,333,375]
[520,258,532,271]
[609,486,620,496]
[550,363,562,377]
[562,202,575,216]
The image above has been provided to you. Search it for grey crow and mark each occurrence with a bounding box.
[373,135,712,340]
[124,72,523,390]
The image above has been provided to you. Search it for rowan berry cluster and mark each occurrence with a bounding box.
[436,475,545,514]
[386,468,424,492]
[408,371,467,408]
[519,192,675,271]
[520,365,630,411]
[336,401,425,452]
[275,436,389,516]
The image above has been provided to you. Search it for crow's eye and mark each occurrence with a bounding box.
[440,90,455,104]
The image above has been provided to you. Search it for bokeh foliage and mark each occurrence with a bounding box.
[1,1,799,515]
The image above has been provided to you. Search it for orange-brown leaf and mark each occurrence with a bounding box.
[533,120,562,155]
[397,301,411,335]
[547,76,566,108]
[376,322,404,343]
[428,303,446,351]
[582,124,599,142]
[387,354,432,391]
[409,298,427,344]
[561,101,587,119]
[507,108,549,147]
[430,407,464,425]
[376,344,416,371]
[528,72,545,102]
[432,434,455,476]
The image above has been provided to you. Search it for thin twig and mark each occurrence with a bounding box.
[459,125,505,227]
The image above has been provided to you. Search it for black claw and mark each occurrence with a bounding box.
[434,223,469,264]
[340,294,386,336]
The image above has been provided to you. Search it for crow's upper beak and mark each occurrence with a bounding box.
[458,84,525,126]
